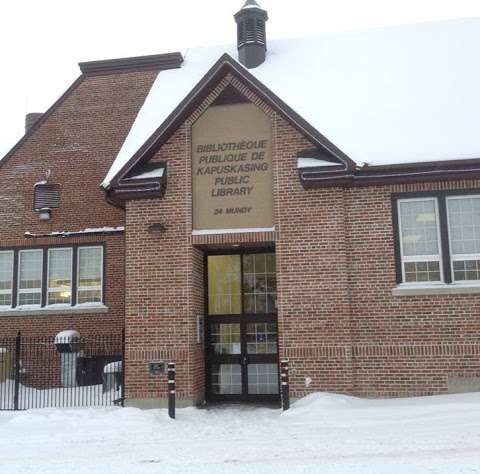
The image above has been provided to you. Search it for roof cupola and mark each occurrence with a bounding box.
[234,0,268,69]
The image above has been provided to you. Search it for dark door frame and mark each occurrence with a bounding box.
[203,247,280,403]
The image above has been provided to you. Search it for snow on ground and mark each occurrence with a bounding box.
[1,392,480,473]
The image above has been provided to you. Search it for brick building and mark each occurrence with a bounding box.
[1,2,480,407]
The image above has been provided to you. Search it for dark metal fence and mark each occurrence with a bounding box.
[0,332,124,410]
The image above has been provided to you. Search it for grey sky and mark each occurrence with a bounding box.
[1,0,480,159]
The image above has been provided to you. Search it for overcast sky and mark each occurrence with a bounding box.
[1,0,480,159]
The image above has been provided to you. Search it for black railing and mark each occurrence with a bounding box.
[0,332,124,410]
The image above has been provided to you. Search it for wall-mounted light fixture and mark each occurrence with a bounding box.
[148,223,167,234]
[38,208,52,221]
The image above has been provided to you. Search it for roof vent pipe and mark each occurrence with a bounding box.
[25,113,44,133]
[234,0,269,69]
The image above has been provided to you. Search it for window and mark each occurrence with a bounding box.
[397,198,442,283]
[18,250,43,306]
[447,196,480,282]
[208,255,242,315]
[243,253,276,313]
[394,192,480,285]
[48,248,72,305]
[207,252,276,315]
[77,247,103,304]
[0,245,104,310]
[0,251,13,307]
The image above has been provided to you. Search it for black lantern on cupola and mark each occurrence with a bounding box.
[234,0,269,69]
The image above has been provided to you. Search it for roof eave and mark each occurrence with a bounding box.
[107,179,167,206]
[79,52,183,77]
[300,158,480,188]
[107,162,168,206]
[106,53,355,188]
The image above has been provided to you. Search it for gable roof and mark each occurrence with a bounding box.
[0,52,183,171]
[104,17,480,188]
[105,53,354,191]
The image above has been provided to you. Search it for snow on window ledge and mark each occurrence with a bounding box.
[0,304,109,317]
[392,282,480,296]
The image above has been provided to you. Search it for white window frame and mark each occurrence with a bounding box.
[77,246,103,305]
[397,197,444,284]
[446,194,480,283]
[17,249,43,307]
[0,250,14,307]
[47,247,73,306]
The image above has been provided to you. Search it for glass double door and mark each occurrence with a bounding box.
[206,252,279,402]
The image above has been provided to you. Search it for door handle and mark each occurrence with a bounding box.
[242,356,248,366]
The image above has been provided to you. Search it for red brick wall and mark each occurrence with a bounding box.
[273,116,354,397]
[0,69,158,338]
[124,124,201,402]
[348,180,480,397]
[122,72,480,403]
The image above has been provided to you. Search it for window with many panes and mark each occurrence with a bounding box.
[447,196,480,281]
[77,247,103,304]
[395,192,480,284]
[18,249,43,306]
[48,248,73,305]
[243,253,276,314]
[0,251,13,307]
[207,253,277,315]
[0,245,104,310]
[207,255,241,315]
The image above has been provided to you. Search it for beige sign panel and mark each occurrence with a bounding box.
[192,103,273,231]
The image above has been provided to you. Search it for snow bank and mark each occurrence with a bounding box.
[1,392,480,473]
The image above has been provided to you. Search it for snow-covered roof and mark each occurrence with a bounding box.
[103,18,480,187]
